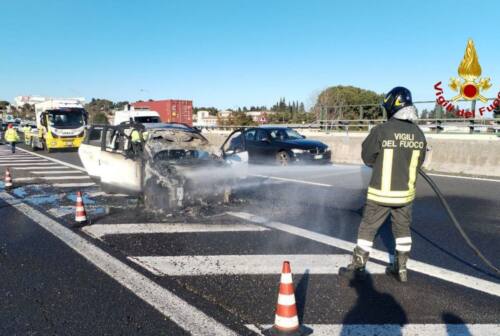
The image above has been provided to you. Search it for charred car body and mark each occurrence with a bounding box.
[79,123,248,210]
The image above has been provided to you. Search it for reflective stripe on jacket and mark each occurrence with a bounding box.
[4,129,20,142]
[362,118,427,206]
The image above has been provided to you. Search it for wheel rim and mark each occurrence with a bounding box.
[278,152,289,166]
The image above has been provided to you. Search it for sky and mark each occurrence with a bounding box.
[1,0,499,110]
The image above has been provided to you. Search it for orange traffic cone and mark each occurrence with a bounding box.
[75,191,88,224]
[265,261,304,336]
[4,168,13,189]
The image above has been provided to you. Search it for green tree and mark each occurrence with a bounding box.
[92,112,109,124]
[494,105,500,119]
[313,85,384,120]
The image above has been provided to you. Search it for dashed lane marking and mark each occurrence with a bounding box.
[128,255,386,276]
[11,166,72,170]
[0,191,238,336]
[17,147,86,172]
[228,212,500,297]
[37,175,91,180]
[32,170,84,174]
[245,324,500,336]
[0,163,59,167]
[426,173,500,183]
[52,182,95,188]
[82,223,269,240]
[0,159,48,163]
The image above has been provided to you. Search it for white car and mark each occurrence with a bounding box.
[78,123,248,209]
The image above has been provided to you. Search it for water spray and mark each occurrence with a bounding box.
[419,169,500,275]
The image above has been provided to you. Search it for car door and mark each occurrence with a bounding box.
[254,129,276,163]
[221,129,249,177]
[242,128,259,163]
[78,126,104,181]
[99,127,142,194]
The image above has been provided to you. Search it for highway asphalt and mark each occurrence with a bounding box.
[1,143,499,335]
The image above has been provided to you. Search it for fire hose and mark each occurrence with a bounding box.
[419,169,500,275]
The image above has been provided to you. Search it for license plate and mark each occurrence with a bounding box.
[314,154,323,159]
[65,141,73,146]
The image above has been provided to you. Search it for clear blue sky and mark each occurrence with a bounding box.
[1,0,499,109]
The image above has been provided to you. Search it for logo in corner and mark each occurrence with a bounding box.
[434,39,499,118]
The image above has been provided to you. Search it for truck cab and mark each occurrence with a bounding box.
[29,98,88,152]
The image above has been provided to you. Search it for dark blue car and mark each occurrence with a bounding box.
[228,126,331,165]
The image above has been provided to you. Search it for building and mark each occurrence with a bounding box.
[14,96,47,108]
[193,110,218,127]
[245,110,274,124]
[132,99,193,126]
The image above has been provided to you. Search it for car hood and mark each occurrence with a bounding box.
[276,138,328,150]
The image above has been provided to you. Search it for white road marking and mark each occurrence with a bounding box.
[0,191,238,336]
[39,175,91,180]
[86,191,129,197]
[0,159,48,163]
[228,212,500,297]
[250,174,332,187]
[245,324,500,336]
[13,177,37,182]
[52,182,95,188]
[11,166,70,170]
[32,170,83,174]
[82,223,269,240]
[128,255,386,276]
[17,147,87,172]
[427,173,500,183]
[0,163,59,167]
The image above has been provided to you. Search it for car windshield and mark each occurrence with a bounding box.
[135,116,160,123]
[268,128,303,140]
[48,109,85,128]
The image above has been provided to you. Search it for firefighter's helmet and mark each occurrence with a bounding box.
[382,87,413,118]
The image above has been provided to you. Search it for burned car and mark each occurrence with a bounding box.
[78,123,248,210]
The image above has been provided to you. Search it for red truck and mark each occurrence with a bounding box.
[132,100,193,126]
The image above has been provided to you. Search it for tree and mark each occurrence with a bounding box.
[92,112,109,124]
[312,86,384,120]
[0,101,10,110]
[420,109,429,119]
[84,98,114,123]
[19,103,35,119]
[494,104,500,119]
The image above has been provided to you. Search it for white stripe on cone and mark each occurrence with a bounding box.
[274,315,300,329]
[280,273,293,284]
[277,293,296,306]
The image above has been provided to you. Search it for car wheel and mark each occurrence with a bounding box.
[276,150,290,166]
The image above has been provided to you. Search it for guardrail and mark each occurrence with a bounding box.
[196,118,500,134]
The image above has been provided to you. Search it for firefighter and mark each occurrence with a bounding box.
[4,124,20,153]
[339,87,427,282]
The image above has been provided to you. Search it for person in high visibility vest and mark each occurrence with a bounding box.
[23,124,31,145]
[4,124,20,153]
[130,128,148,156]
[339,87,427,283]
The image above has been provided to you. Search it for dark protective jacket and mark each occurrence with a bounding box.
[362,118,427,206]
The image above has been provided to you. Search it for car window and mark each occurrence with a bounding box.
[86,128,103,146]
[255,129,269,141]
[269,129,286,140]
[244,129,256,141]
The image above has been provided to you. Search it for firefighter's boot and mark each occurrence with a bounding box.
[386,251,409,282]
[339,246,369,280]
